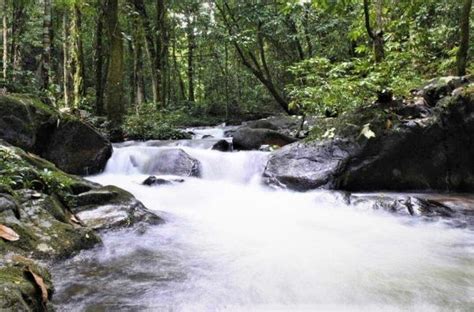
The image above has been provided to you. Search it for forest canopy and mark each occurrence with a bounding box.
[0,0,472,140]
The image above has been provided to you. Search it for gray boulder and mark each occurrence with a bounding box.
[147,148,201,177]
[264,80,474,192]
[232,127,297,151]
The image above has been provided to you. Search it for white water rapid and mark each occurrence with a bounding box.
[53,128,474,312]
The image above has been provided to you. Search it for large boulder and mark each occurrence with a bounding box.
[144,148,201,177]
[264,78,474,192]
[232,127,297,150]
[0,95,112,175]
[42,119,112,175]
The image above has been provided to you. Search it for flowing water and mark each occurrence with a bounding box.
[53,128,474,312]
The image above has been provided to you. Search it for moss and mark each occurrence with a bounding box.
[307,104,399,141]
[0,258,54,311]
[5,94,58,118]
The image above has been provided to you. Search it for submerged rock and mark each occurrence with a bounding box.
[232,127,297,150]
[142,176,185,186]
[264,78,474,192]
[0,94,112,175]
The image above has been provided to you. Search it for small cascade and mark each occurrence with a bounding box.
[53,126,474,312]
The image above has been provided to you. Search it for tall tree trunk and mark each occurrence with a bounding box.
[186,16,195,103]
[363,0,384,63]
[131,0,160,105]
[94,0,105,115]
[62,12,70,107]
[457,0,472,76]
[157,0,167,107]
[104,0,124,140]
[131,17,145,107]
[41,0,52,91]
[71,4,85,108]
[172,35,186,101]
[10,1,26,82]
[1,0,7,81]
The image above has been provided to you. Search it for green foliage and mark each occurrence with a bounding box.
[124,103,191,141]
[0,145,73,195]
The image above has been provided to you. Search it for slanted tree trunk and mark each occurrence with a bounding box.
[217,2,291,114]
[94,0,105,115]
[1,0,7,81]
[457,0,472,76]
[104,0,124,140]
[363,0,384,63]
[41,0,52,91]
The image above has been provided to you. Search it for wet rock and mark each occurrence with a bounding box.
[202,134,214,139]
[72,186,162,231]
[212,139,232,152]
[148,149,201,177]
[232,127,297,151]
[142,176,185,186]
[350,194,455,218]
[263,139,357,191]
[263,80,474,192]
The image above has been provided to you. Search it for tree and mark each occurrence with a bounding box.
[457,0,472,76]
[104,0,125,139]
[94,0,105,115]
[41,0,52,91]
[1,0,7,81]
[363,0,384,63]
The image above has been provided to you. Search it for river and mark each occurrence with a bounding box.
[52,127,474,311]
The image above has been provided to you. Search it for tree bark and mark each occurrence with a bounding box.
[62,12,70,107]
[41,0,52,91]
[1,0,7,81]
[187,15,195,103]
[131,0,160,105]
[71,4,85,108]
[104,0,125,139]
[457,0,472,76]
[157,0,168,107]
[94,0,105,115]
[10,1,27,82]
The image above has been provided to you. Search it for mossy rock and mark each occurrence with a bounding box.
[0,256,54,311]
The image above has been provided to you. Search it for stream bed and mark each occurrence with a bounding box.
[52,128,474,311]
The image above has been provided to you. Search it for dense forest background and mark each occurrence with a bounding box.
[0,0,472,141]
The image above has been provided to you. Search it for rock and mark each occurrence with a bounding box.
[212,139,232,152]
[0,256,54,311]
[146,148,201,177]
[416,76,471,106]
[264,81,474,192]
[350,194,455,218]
[72,186,162,230]
[0,94,112,175]
[264,139,358,191]
[202,134,214,139]
[232,127,297,150]
[42,119,112,175]
[142,176,185,186]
